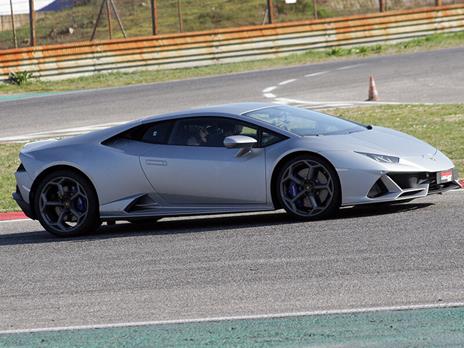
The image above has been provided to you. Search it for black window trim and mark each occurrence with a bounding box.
[103,116,288,148]
[167,116,263,148]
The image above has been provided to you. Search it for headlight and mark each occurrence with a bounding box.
[356,152,400,164]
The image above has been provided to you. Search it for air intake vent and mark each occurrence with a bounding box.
[367,178,389,198]
[388,172,430,189]
[125,194,160,213]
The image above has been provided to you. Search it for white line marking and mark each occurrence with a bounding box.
[304,71,328,77]
[1,302,464,335]
[274,97,432,108]
[263,93,276,99]
[274,97,353,107]
[336,64,364,71]
[0,121,128,143]
[0,218,31,224]
[262,86,277,93]
[278,79,297,86]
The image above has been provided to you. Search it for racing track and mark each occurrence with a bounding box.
[1,47,464,139]
[0,47,463,337]
[0,192,463,331]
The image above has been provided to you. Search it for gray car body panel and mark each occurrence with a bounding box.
[15,103,458,220]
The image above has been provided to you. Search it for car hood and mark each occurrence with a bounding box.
[303,126,437,157]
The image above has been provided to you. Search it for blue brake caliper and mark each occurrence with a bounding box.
[76,196,86,213]
[288,182,304,209]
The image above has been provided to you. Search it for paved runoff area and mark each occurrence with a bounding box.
[0,191,463,346]
[1,306,464,347]
[1,47,463,346]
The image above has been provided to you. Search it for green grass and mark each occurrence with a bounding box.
[0,144,22,213]
[330,104,464,174]
[1,104,462,212]
[1,31,464,95]
[0,0,333,49]
[4,0,391,49]
[3,0,440,50]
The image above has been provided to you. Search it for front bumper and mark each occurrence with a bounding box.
[12,187,35,219]
[367,168,461,202]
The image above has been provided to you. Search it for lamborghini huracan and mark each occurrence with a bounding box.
[13,103,460,236]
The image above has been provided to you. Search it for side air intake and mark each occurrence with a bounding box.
[125,194,160,213]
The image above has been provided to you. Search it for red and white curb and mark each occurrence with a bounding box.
[0,212,28,221]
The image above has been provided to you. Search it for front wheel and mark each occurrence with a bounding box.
[276,155,341,220]
[34,170,100,237]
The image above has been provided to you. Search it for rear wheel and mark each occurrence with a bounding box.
[34,170,100,237]
[276,155,341,220]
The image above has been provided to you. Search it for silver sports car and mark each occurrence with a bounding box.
[13,103,460,236]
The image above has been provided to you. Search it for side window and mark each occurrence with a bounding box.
[169,118,258,147]
[117,120,174,144]
[261,130,285,147]
[103,121,174,146]
[105,119,286,148]
[141,121,174,144]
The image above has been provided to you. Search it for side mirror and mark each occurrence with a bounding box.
[223,135,257,157]
[223,135,257,149]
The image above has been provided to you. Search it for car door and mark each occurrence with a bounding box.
[139,117,267,206]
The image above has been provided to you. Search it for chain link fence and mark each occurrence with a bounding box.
[1,0,463,49]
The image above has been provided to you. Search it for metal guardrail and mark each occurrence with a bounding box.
[0,4,463,81]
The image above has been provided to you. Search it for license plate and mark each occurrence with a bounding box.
[438,170,453,183]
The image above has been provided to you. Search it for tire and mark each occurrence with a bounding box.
[34,169,100,237]
[276,154,341,220]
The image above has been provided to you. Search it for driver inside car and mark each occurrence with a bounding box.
[187,125,209,146]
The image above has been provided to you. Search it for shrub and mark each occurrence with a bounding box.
[197,5,232,27]
[8,71,33,86]
[326,47,344,56]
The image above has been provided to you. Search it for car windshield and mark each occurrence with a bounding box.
[244,105,366,136]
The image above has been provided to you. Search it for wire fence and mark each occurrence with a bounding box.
[0,0,463,49]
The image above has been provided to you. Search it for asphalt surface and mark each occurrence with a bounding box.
[0,192,463,331]
[1,47,464,138]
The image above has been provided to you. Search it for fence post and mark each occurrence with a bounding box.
[177,0,183,32]
[379,0,386,12]
[435,0,442,6]
[105,0,112,39]
[109,0,127,38]
[28,0,36,46]
[266,0,274,24]
[9,0,17,48]
[151,0,158,35]
[91,0,106,40]
[313,0,318,19]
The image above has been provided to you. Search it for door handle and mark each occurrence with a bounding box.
[145,159,167,166]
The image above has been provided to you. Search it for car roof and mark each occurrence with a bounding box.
[141,102,273,122]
